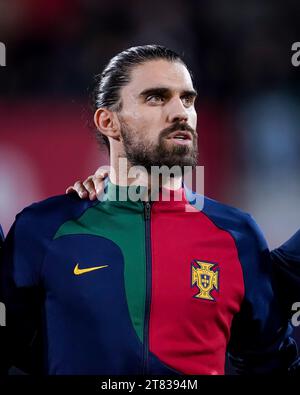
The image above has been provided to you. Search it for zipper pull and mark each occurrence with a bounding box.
[144,201,151,220]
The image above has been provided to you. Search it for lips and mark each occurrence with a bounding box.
[165,130,193,146]
[166,130,192,141]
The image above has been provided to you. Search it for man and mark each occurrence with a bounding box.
[68,172,300,372]
[68,171,300,324]
[0,45,299,375]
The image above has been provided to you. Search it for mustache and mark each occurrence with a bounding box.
[160,122,197,139]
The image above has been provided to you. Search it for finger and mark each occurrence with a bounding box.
[66,184,87,197]
[83,178,97,200]
[93,175,106,197]
[73,180,88,199]
[94,167,110,178]
[93,168,109,197]
[66,186,75,194]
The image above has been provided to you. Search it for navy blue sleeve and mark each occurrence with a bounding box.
[0,208,51,374]
[227,215,299,374]
[0,195,96,374]
[271,230,300,318]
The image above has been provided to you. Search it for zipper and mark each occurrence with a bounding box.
[142,201,152,374]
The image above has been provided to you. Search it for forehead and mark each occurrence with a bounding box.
[122,59,194,97]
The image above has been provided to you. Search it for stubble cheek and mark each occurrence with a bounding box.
[134,112,160,142]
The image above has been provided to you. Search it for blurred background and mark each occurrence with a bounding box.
[0,0,300,372]
[1,0,300,246]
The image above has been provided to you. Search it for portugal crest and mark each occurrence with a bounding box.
[191,260,219,301]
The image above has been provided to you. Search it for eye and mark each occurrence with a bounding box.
[146,95,164,104]
[181,95,195,106]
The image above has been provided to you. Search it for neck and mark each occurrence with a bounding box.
[109,154,183,197]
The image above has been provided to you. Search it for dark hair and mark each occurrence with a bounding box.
[92,44,191,153]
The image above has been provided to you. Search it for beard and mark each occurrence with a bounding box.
[119,118,198,173]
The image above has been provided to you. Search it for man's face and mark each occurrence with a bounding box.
[116,59,198,171]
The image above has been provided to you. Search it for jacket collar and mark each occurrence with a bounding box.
[99,177,196,212]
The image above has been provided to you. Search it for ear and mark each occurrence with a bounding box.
[94,108,121,141]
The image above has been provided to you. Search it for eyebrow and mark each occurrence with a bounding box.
[138,87,198,99]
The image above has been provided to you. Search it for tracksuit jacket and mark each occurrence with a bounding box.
[0,180,299,375]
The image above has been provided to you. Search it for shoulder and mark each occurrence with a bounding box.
[203,195,250,225]
[12,193,97,242]
[2,194,98,285]
[185,188,268,251]
[204,195,268,250]
[204,197,264,242]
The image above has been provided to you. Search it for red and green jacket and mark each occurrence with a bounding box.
[0,180,297,375]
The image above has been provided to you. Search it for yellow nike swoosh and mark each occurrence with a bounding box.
[74,263,109,275]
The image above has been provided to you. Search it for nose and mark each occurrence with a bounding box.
[166,97,189,124]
